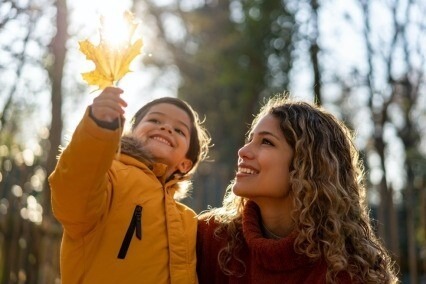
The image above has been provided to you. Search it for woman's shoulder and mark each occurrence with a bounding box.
[197,210,217,227]
[198,210,213,220]
[197,210,224,237]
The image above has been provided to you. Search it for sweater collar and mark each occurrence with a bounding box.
[242,200,315,271]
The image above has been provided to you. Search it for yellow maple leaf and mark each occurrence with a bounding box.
[79,11,143,90]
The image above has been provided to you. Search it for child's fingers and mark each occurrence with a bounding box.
[91,87,127,122]
[101,87,127,107]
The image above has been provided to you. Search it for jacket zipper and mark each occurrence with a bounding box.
[117,205,142,259]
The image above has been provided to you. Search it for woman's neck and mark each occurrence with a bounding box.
[261,221,286,239]
[256,201,294,239]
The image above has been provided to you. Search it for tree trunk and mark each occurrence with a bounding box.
[308,0,322,105]
[39,0,69,282]
[44,0,68,217]
[405,166,418,284]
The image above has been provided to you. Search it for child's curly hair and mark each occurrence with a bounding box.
[208,95,398,283]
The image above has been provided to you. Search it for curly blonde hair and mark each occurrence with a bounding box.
[207,95,398,283]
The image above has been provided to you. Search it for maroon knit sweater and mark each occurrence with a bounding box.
[196,201,353,284]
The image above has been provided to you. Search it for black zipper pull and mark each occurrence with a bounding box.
[135,205,142,240]
[117,205,143,259]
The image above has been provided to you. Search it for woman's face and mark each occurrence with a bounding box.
[233,114,294,205]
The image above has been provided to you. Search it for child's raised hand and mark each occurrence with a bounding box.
[91,87,128,123]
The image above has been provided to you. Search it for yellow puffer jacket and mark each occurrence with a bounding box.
[49,109,197,284]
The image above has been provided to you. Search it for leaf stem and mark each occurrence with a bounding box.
[115,116,122,160]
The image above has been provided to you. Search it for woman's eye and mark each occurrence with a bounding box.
[262,138,273,146]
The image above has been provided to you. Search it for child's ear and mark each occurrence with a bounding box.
[178,158,193,174]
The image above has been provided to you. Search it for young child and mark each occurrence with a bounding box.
[197,95,398,283]
[49,87,210,284]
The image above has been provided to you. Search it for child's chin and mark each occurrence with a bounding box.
[149,152,170,164]
[145,143,170,155]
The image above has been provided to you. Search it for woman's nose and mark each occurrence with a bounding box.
[238,143,254,159]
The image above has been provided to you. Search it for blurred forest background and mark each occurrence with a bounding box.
[0,0,425,283]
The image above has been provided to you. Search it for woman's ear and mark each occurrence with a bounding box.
[177,158,193,174]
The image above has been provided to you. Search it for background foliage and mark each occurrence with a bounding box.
[0,0,425,283]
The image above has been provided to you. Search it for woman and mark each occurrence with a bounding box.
[197,95,398,283]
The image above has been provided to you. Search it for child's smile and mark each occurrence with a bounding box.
[133,103,193,177]
[151,135,172,147]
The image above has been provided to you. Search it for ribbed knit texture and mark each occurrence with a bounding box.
[197,201,352,284]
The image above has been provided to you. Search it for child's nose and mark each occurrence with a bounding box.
[160,124,173,134]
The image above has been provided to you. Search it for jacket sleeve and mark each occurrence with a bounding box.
[48,107,122,239]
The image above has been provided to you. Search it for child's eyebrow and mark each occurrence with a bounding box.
[148,111,191,132]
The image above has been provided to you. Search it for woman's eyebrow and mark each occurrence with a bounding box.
[251,130,280,140]
[246,130,280,142]
[258,131,279,139]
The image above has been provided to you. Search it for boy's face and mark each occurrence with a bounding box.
[133,103,193,176]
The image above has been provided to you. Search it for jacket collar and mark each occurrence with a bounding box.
[118,135,189,194]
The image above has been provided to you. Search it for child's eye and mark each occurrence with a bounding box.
[148,118,160,124]
[175,128,186,136]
